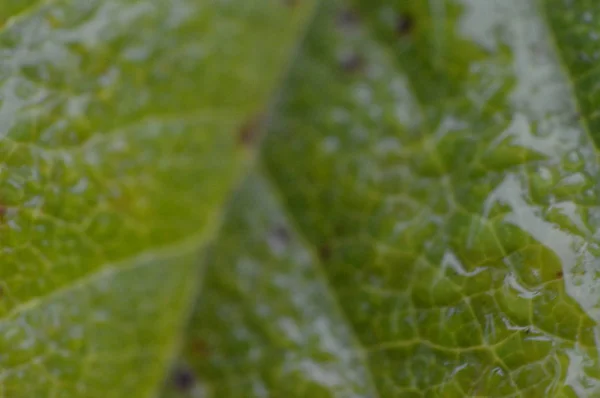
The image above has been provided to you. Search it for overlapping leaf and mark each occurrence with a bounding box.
[169,0,600,397]
[4,0,600,397]
[0,0,314,396]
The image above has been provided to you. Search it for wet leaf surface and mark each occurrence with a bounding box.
[6,0,600,397]
[0,0,313,396]
[168,1,600,397]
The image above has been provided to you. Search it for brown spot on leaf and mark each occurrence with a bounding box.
[556,270,564,279]
[190,339,210,357]
[318,243,332,261]
[238,114,265,148]
[396,12,415,36]
[171,365,196,392]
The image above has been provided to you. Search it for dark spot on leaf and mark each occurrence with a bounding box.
[334,223,345,236]
[171,365,196,392]
[191,339,210,357]
[268,224,291,254]
[556,270,563,279]
[339,52,365,74]
[396,12,415,36]
[318,243,332,261]
[238,114,264,148]
[525,327,531,334]
[0,205,6,222]
[336,8,360,28]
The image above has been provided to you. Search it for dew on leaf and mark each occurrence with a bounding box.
[321,136,340,154]
[353,83,372,105]
[330,107,349,124]
[268,224,291,255]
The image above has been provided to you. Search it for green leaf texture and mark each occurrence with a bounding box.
[167,0,600,397]
[0,0,314,396]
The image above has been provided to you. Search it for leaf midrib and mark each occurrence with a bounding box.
[247,6,382,393]
[3,234,203,323]
[256,161,383,398]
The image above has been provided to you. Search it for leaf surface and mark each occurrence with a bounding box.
[169,0,600,397]
[163,174,379,398]
[0,0,314,396]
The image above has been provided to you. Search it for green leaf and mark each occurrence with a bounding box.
[166,0,600,397]
[0,0,314,396]
[163,174,379,398]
